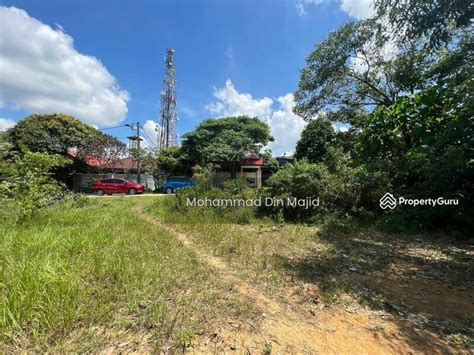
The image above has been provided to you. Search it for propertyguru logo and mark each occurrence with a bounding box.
[379,193,459,209]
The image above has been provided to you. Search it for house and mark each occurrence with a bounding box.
[67,150,157,192]
[66,150,140,173]
[239,153,264,188]
[212,153,272,188]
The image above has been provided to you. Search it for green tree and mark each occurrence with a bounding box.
[0,132,16,176]
[158,146,189,174]
[293,19,432,126]
[261,149,279,170]
[6,114,97,155]
[295,118,336,163]
[181,116,273,178]
[79,132,127,172]
[374,0,473,48]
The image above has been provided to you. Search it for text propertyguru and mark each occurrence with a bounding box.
[186,197,320,209]
[398,197,459,207]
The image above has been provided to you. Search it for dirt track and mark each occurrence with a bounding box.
[138,210,461,354]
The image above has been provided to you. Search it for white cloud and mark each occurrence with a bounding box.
[0,7,129,128]
[141,120,159,150]
[296,0,374,20]
[340,0,375,19]
[206,80,307,156]
[296,0,326,16]
[206,80,274,121]
[296,3,307,16]
[268,94,308,156]
[0,118,16,131]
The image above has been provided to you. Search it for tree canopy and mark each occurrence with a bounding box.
[374,0,474,48]
[293,19,433,126]
[79,132,127,172]
[291,0,473,231]
[7,114,97,155]
[181,116,273,165]
[295,118,336,163]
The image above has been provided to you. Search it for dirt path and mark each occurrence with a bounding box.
[138,211,458,354]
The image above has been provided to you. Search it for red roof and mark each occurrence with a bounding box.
[67,150,138,170]
[241,153,264,166]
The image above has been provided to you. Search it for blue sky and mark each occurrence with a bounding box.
[0,0,372,155]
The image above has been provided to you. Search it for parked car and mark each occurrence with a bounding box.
[162,176,195,194]
[92,178,144,196]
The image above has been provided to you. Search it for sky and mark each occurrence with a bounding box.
[0,0,374,155]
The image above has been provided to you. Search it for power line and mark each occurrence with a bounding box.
[139,124,158,149]
[100,124,127,131]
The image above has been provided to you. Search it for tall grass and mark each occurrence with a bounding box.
[0,197,253,351]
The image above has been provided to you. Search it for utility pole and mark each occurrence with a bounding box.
[136,121,141,183]
[126,122,142,183]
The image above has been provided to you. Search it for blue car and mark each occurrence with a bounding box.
[162,176,196,194]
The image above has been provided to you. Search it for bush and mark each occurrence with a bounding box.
[0,152,73,218]
[260,159,360,222]
[172,166,257,224]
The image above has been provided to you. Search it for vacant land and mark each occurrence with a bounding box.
[1,197,472,353]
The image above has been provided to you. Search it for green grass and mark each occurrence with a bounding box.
[2,195,471,351]
[0,197,255,351]
[148,198,473,312]
[146,197,320,294]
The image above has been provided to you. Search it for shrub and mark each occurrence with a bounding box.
[0,152,72,218]
[172,166,257,224]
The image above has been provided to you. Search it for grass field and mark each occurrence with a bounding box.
[0,197,255,352]
[1,196,472,352]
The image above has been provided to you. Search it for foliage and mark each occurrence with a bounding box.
[295,118,336,163]
[173,165,257,224]
[191,163,215,188]
[293,19,432,124]
[374,0,473,48]
[360,85,473,230]
[0,152,72,217]
[260,159,361,222]
[155,146,190,174]
[181,116,273,177]
[0,132,16,176]
[6,114,97,155]
[78,132,127,172]
[261,149,279,170]
[292,4,473,232]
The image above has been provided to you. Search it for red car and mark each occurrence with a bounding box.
[92,178,144,196]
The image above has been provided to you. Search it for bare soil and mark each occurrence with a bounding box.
[138,211,471,354]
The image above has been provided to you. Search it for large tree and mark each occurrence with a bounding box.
[6,114,97,155]
[374,0,473,48]
[293,19,432,126]
[181,116,273,178]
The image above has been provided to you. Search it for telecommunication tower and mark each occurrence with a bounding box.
[158,48,178,150]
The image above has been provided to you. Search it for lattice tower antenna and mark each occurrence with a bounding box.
[158,48,178,150]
